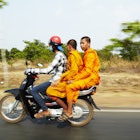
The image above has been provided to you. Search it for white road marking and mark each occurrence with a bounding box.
[94,109,140,112]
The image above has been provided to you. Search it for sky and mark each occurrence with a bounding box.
[0,0,140,51]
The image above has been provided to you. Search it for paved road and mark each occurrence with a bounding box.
[0,109,140,140]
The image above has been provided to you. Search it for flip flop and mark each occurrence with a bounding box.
[57,112,73,122]
[34,111,50,119]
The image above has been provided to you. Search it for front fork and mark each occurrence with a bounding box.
[8,100,20,113]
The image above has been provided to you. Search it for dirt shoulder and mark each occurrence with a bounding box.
[0,71,140,108]
[94,73,140,108]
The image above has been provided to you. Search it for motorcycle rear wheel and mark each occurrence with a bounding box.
[69,99,94,127]
[0,94,26,123]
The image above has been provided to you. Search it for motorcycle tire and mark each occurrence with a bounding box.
[0,94,26,123]
[69,99,94,127]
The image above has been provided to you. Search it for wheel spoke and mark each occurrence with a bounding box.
[0,94,25,123]
[69,99,94,127]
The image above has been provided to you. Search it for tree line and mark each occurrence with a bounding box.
[0,21,140,65]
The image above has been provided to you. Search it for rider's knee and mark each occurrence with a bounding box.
[49,96,58,101]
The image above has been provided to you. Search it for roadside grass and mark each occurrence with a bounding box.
[0,58,140,90]
[100,57,140,73]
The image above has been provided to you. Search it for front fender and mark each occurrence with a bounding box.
[4,88,22,101]
[4,88,20,96]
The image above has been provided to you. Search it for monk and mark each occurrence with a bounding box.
[57,36,100,122]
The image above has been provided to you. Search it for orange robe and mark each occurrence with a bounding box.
[66,48,100,102]
[60,50,83,81]
[47,50,83,98]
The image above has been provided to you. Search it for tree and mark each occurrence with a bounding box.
[119,21,140,60]
[97,45,113,61]
[0,0,7,8]
[23,39,54,63]
[102,21,140,61]
[9,48,23,59]
[120,39,140,60]
[122,21,140,40]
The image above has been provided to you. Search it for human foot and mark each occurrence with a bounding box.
[34,110,50,119]
[57,112,73,122]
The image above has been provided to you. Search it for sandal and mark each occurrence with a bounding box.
[57,112,73,122]
[34,110,50,119]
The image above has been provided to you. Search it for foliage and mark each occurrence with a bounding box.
[102,21,140,61]
[0,0,7,8]
[9,48,24,59]
[1,20,140,67]
[119,39,140,61]
[0,39,55,66]
[61,44,68,57]
[97,45,113,61]
[120,21,140,60]
[121,21,140,40]
[23,39,54,63]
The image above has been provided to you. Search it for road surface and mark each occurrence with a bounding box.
[0,108,139,140]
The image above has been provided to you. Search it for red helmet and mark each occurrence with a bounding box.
[49,36,62,46]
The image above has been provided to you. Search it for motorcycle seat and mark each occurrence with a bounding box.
[79,86,97,96]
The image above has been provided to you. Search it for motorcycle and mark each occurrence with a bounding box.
[0,63,100,127]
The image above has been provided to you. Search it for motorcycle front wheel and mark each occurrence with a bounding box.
[0,94,26,123]
[69,99,94,127]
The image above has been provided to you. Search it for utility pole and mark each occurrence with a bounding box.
[1,48,8,86]
[0,0,8,86]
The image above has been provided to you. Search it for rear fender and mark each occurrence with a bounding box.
[79,95,100,110]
